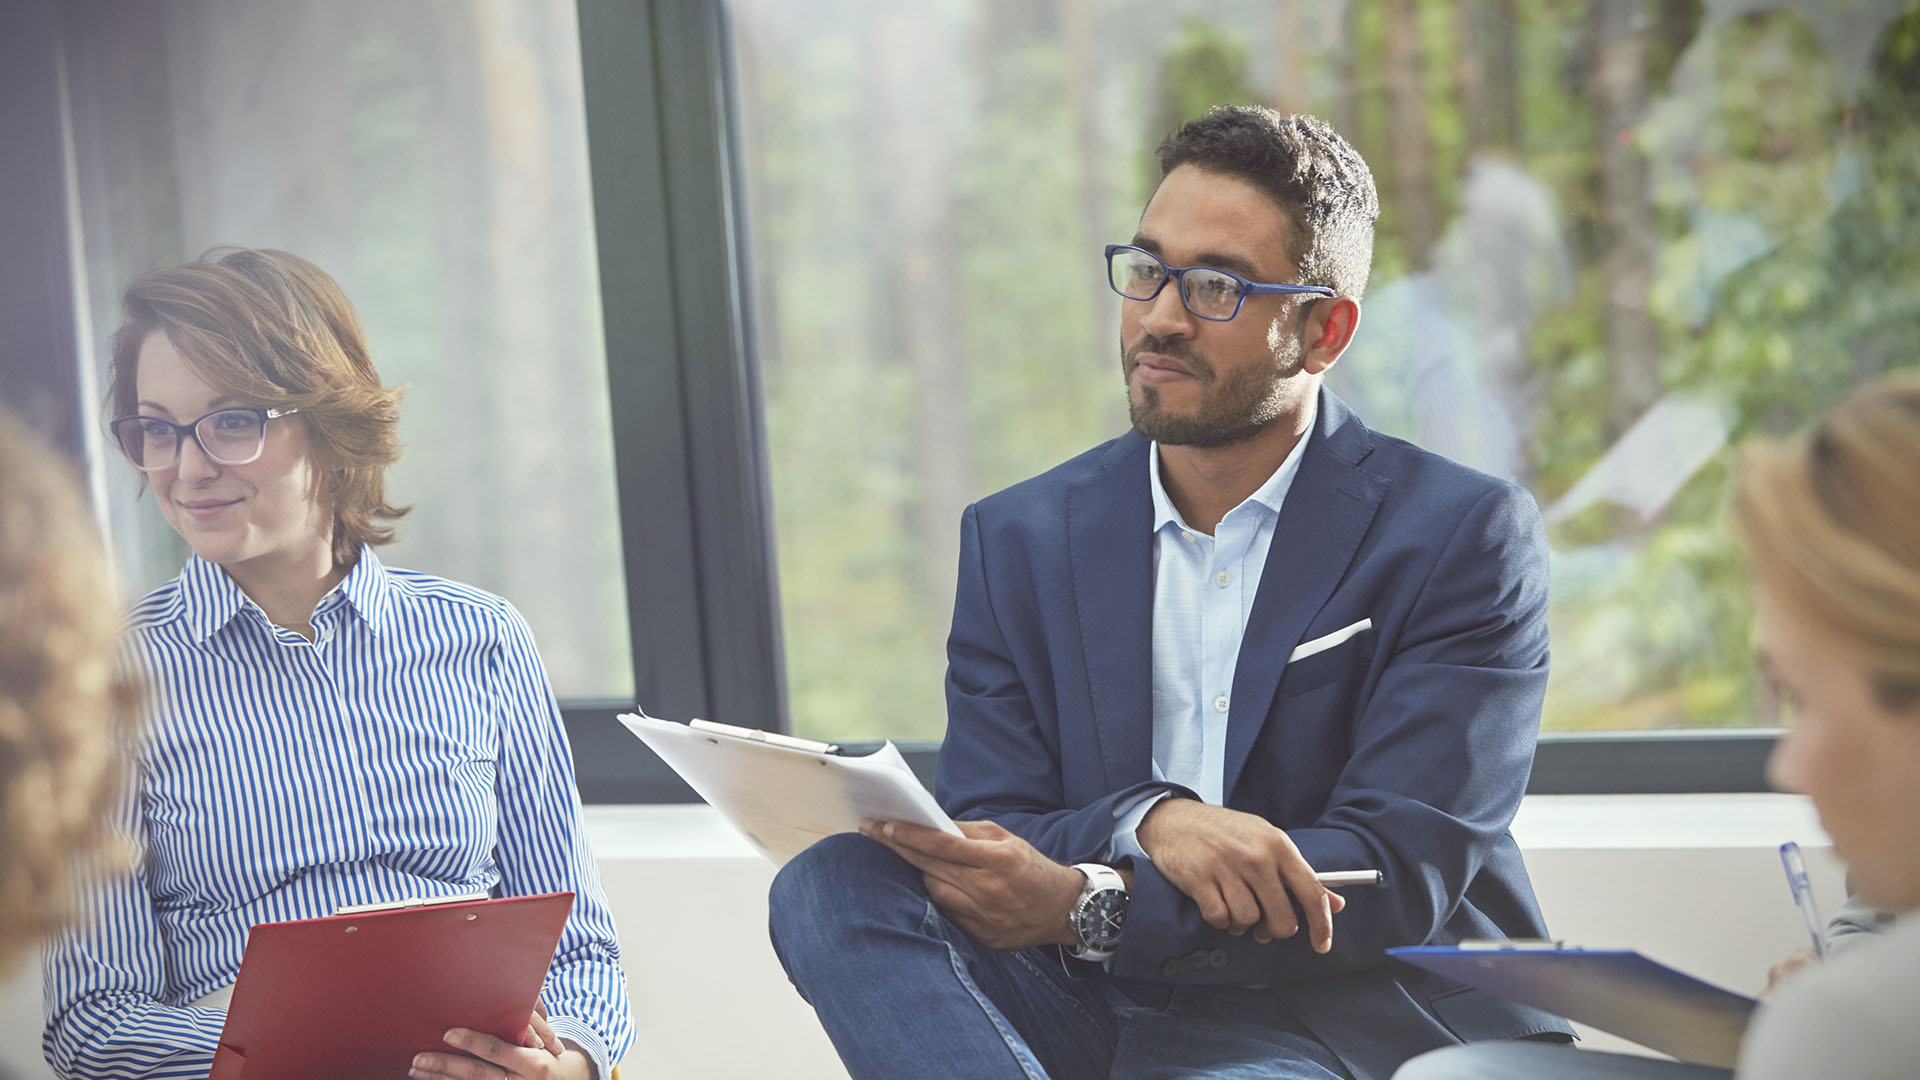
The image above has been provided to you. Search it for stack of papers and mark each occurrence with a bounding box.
[618,712,959,865]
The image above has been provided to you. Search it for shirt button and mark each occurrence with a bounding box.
[1215,571,1231,587]
[1184,532,1197,543]
[1214,695,1230,713]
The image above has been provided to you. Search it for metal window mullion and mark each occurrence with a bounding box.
[570,0,783,803]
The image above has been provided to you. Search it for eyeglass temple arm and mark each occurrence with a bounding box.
[1242,281,1338,299]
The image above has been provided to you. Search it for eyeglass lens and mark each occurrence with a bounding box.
[115,409,267,469]
[1107,249,1243,320]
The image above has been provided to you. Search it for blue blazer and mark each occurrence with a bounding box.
[934,389,1572,1078]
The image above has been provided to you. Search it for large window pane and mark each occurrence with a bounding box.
[730,0,1919,742]
[64,0,633,699]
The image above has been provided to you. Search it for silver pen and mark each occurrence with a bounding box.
[1316,869,1383,887]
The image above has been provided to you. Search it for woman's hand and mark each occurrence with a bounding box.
[409,1008,593,1080]
[1761,945,1820,999]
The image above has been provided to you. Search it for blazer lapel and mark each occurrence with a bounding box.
[1066,433,1156,792]
[1222,391,1389,803]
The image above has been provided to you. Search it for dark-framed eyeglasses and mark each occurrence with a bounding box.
[108,406,300,472]
[1104,244,1336,322]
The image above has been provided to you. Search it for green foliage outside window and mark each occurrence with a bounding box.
[732,0,1920,742]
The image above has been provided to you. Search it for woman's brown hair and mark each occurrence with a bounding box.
[0,408,138,971]
[1732,372,1920,710]
[107,247,407,567]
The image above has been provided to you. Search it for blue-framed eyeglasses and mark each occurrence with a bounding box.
[108,406,300,472]
[1104,244,1336,322]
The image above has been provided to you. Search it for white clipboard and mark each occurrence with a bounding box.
[618,711,961,866]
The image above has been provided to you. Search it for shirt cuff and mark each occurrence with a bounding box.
[550,1016,612,1080]
[1107,788,1175,865]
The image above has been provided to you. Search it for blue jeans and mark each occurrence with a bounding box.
[768,833,1356,1080]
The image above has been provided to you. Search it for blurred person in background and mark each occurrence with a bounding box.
[0,406,137,1080]
[41,248,632,1080]
[1730,371,1920,1079]
[1396,372,1920,1079]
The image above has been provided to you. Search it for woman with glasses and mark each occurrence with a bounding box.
[43,248,632,1080]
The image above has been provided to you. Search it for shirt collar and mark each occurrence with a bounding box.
[1147,392,1319,535]
[176,544,392,643]
[178,555,247,643]
[331,546,392,635]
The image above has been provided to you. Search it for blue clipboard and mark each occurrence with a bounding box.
[1388,943,1757,1068]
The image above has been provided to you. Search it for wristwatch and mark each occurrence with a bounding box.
[1067,863,1129,961]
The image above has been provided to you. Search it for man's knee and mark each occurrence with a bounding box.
[768,832,923,956]
[771,832,917,908]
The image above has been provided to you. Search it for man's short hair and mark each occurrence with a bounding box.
[1155,107,1380,301]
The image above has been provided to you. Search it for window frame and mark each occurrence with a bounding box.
[2,0,1781,802]
[2,0,95,470]
[567,0,788,802]
[569,0,1780,799]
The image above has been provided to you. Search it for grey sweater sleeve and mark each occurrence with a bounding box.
[1825,893,1895,956]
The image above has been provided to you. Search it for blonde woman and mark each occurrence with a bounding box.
[1730,371,1920,1079]
[42,249,632,1080]
[1397,374,1920,1080]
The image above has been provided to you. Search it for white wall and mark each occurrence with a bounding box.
[4,795,1847,1079]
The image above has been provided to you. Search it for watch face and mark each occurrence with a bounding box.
[1075,889,1128,950]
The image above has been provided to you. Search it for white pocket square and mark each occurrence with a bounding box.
[1288,618,1372,664]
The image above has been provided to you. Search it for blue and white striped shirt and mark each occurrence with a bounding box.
[42,549,633,1079]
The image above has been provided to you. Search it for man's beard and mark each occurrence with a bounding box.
[1123,331,1305,448]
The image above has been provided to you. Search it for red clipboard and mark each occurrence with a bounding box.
[208,891,573,1080]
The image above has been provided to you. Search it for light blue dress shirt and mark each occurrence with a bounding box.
[42,549,632,1080]
[1108,396,1317,861]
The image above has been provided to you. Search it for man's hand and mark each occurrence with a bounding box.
[862,818,1085,950]
[1136,798,1345,952]
[409,1007,592,1080]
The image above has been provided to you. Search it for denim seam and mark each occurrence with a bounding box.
[925,902,1051,1080]
[1008,947,1103,1026]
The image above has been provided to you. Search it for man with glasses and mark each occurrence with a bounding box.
[769,106,1570,1080]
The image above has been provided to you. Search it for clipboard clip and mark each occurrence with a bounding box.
[1456,938,1567,951]
[687,717,843,756]
[332,890,491,916]
[630,705,845,756]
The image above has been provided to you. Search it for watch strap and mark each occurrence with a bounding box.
[1067,863,1127,961]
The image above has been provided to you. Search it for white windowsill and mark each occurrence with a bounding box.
[583,792,1831,860]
